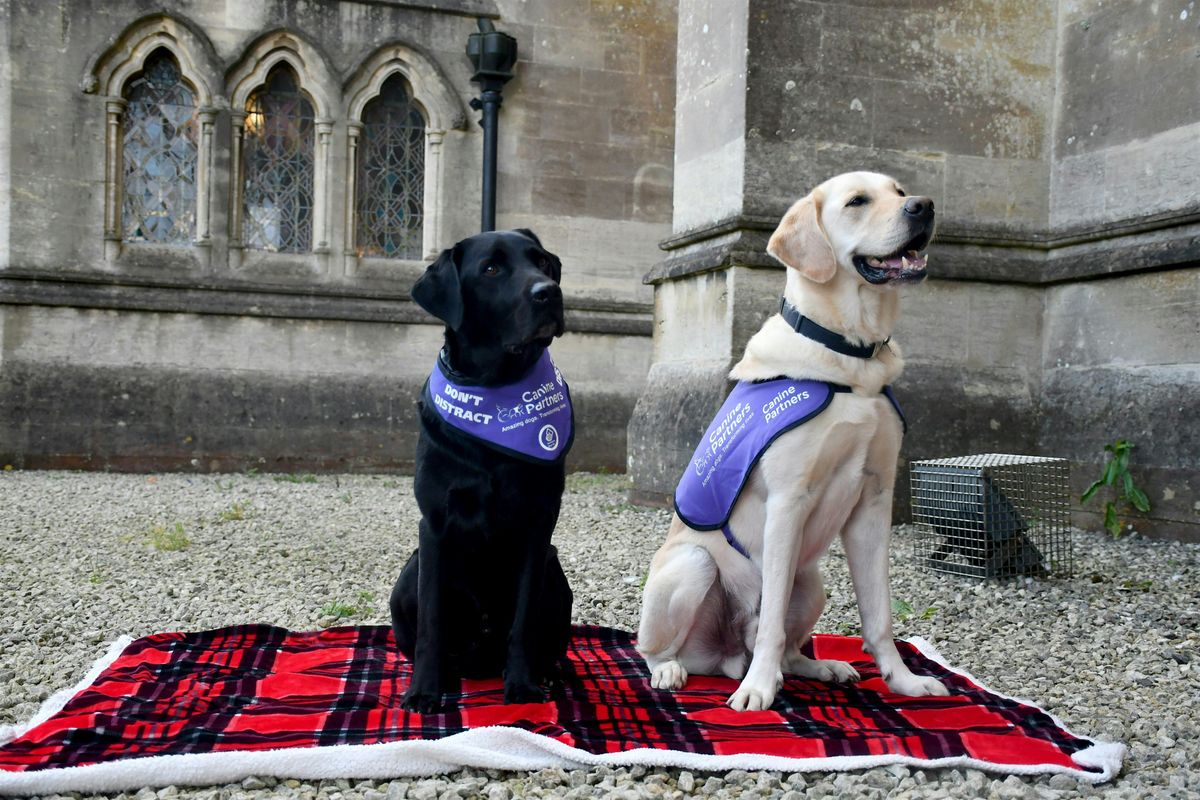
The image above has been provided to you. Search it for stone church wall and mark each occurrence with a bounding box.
[0,0,677,473]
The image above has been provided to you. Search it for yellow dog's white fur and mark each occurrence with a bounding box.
[637,171,950,711]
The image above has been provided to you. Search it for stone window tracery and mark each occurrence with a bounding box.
[241,65,316,254]
[120,49,199,245]
[355,74,426,260]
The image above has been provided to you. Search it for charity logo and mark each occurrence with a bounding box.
[538,424,560,452]
[496,402,526,423]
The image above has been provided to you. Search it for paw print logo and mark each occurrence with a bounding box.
[538,424,559,452]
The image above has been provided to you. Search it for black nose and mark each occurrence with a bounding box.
[530,281,561,304]
[903,196,934,219]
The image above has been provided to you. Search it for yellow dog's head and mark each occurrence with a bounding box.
[767,171,935,287]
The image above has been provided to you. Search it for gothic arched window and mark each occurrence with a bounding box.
[242,64,315,253]
[356,74,426,259]
[121,49,198,245]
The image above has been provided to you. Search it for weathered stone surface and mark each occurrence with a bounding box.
[1056,0,1200,157]
[0,360,636,474]
[1041,269,1200,372]
[627,360,732,503]
[0,302,650,473]
[670,0,750,234]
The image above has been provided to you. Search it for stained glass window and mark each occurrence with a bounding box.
[242,65,314,253]
[356,74,426,259]
[121,50,198,245]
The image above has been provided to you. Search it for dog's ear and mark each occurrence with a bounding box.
[767,191,837,283]
[411,245,464,330]
[513,228,543,248]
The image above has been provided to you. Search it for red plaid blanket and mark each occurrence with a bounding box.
[0,625,1121,791]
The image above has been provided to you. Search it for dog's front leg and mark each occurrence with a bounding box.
[504,530,552,704]
[842,491,949,697]
[402,520,447,713]
[728,497,804,711]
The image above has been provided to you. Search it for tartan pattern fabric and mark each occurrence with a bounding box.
[0,625,1100,775]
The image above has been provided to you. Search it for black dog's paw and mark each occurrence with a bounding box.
[401,687,444,714]
[503,678,546,705]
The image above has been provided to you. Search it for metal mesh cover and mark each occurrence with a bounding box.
[910,454,1072,579]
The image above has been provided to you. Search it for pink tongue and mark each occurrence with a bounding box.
[879,253,927,271]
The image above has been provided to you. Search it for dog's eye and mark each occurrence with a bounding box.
[846,195,869,207]
[482,264,499,276]
[896,188,907,197]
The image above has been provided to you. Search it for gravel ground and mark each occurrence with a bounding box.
[1,470,1197,799]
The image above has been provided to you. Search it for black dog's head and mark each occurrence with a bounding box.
[412,229,564,379]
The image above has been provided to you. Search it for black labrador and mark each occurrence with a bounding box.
[391,229,574,713]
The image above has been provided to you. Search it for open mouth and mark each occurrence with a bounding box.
[852,230,932,285]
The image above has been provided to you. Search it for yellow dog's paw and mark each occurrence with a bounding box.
[650,660,688,690]
[726,670,783,711]
[786,654,861,684]
[886,672,950,697]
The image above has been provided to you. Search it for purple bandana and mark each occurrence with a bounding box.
[675,379,905,532]
[424,349,574,463]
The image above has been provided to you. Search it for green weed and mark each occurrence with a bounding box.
[273,473,318,484]
[320,591,377,623]
[892,598,936,623]
[320,601,358,621]
[219,501,252,522]
[1082,439,1151,538]
[144,522,190,551]
[1119,578,1153,593]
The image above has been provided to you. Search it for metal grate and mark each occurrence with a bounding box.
[910,454,1072,579]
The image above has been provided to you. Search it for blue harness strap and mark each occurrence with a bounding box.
[722,523,752,559]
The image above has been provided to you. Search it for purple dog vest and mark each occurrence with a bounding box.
[424,349,574,463]
[674,379,906,541]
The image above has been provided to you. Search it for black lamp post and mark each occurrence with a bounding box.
[466,18,518,233]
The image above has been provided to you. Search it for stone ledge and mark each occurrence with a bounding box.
[340,0,500,19]
[0,361,631,474]
[649,209,1200,285]
[0,274,653,336]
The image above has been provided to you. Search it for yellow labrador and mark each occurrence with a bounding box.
[637,171,950,711]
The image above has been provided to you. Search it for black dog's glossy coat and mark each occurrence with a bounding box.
[391,229,573,713]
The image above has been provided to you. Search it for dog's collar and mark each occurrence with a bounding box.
[437,346,542,388]
[778,297,888,359]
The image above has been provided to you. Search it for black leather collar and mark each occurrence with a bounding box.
[778,297,888,359]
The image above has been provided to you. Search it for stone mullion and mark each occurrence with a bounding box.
[345,121,363,264]
[228,111,246,266]
[314,119,333,253]
[194,107,217,247]
[423,129,445,260]
[104,98,127,260]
